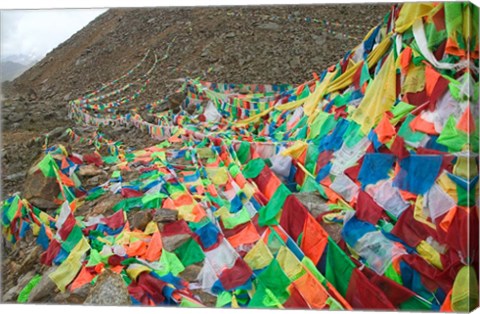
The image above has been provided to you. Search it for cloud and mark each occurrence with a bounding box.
[1,8,107,62]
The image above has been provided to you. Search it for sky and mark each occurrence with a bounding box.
[1,9,107,64]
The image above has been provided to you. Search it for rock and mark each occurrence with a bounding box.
[23,169,60,210]
[75,58,85,66]
[5,171,26,181]
[147,18,156,23]
[153,208,178,223]
[16,246,43,276]
[129,210,153,231]
[311,34,327,46]
[84,270,132,305]
[46,126,65,140]
[2,270,36,302]
[78,164,105,177]
[86,175,105,186]
[293,192,330,218]
[289,56,301,69]
[225,32,236,38]
[186,103,197,115]
[192,289,217,307]
[239,86,250,95]
[78,193,123,218]
[66,284,92,304]
[181,264,202,283]
[27,88,37,100]
[161,233,190,252]
[257,22,281,31]
[320,221,343,243]
[8,112,24,123]
[167,91,186,113]
[53,283,91,304]
[28,267,58,302]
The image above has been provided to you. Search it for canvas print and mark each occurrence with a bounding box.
[1,1,479,311]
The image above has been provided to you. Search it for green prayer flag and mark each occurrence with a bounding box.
[86,249,103,267]
[256,259,291,304]
[437,115,468,152]
[6,196,20,223]
[61,226,84,253]
[325,237,355,297]
[237,142,251,164]
[229,163,241,177]
[248,283,282,308]
[258,184,291,226]
[216,291,232,307]
[360,60,372,86]
[342,121,365,148]
[17,274,42,303]
[302,256,327,286]
[390,102,416,125]
[174,238,205,267]
[294,125,308,140]
[399,296,432,311]
[142,192,167,208]
[243,158,266,179]
[326,296,345,310]
[305,144,319,174]
[180,297,204,307]
[222,206,251,229]
[37,154,57,178]
[103,155,120,164]
[384,263,403,285]
[85,189,106,201]
[300,176,327,199]
[397,114,426,144]
[157,249,185,276]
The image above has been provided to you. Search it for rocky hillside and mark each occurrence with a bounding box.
[6,4,391,102]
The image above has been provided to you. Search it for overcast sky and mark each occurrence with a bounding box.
[1,9,107,63]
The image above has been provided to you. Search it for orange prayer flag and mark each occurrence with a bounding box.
[173,194,193,207]
[207,184,218,197]
[227,223,260,248]
[110,265,124,273]
[323,186,340,203]
[410,114,438,135]
[293,273,329,309]
[59,171,75,187]
[264,175,282,200]
[399,189,417,202]
[400,46,412,75]
[94,263,105,274]
[440,289,454,312]
[375,113,397,143]
[234,174,247,189]
[300,215,328,264]
[61,157,69,169]
[439,206,458,232]
[163,198,175,209]
[456,106,475,134]
[143,231,163,262]
[425,64,441,96]
[251,149,261,160]
[192,204,207,222]
[126,240,148,257]
[69,266,96,291]
[445,37,466,58]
